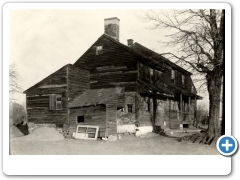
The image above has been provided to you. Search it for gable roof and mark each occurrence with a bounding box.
[74,34,167,72]
[69,87,124,108]
[130,42,192,76]
[23,64,83,94]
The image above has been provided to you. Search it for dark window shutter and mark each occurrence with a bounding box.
[49,94,56,110]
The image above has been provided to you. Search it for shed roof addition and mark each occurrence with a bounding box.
[69,87,124,108]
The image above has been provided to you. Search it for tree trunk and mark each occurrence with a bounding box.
[200,69,222,144]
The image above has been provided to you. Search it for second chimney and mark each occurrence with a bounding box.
[127,39,134,47]
[104,17,120,41]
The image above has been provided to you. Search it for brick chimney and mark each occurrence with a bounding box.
[104,17,120,41]
[127,39,134,47]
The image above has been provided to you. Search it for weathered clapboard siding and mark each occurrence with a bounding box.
[67,64,90,101]
[69,105,106,137]
[105,92,125,136]
[27,93,68,124]
[74,35,138,92]
[25,66,68,124]
[25,64,90,125]
[24,66,67,95]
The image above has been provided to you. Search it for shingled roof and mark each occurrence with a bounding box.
[69,87,124,108]
[130,42,192,76]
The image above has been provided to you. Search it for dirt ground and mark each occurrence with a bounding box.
[10,133,219,155]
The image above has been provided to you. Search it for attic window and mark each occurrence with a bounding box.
[96,46,103,55]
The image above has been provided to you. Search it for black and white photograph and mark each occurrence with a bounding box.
[3,2,234,176]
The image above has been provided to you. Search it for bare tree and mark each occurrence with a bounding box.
[142,9,224,144]
[9,63,23,103]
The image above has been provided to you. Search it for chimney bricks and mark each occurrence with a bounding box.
[104,17,120,41]
[127,39,134,47]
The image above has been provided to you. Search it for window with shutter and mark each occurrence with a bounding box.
[49,94,62,110]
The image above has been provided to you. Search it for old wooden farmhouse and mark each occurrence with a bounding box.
[24,17,202,138]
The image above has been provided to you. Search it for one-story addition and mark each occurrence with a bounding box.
[24,17,201,138]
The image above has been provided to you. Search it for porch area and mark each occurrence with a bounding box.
[162,93,199,130]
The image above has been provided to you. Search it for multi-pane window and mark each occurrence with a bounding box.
[49,94,62,110]
[96,46,103,55]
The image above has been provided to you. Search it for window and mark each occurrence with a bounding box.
[74,125,99,140]
[56,94,62,110]
[182,75,185,85]
[49,94,62,110]
[96,46,103,55]
[150,68,153,76]
[127,104,133,113]
[77,116,84,123]
[117,107,124,112]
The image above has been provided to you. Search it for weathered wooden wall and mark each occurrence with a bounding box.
[69,105,106,137]
[26,93,68,124]
[25,66,67,95]
[25,64,90,125]
[67,65,90,101]
[106,92,125,136]
[26,66,68,124]
[74,35,138,92]
[134,94,152,126]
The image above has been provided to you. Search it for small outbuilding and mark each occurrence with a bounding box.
[68,87,124,137]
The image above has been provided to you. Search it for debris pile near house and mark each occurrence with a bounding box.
[11,127,64,142]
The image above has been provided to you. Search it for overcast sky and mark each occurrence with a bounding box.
[9,9,208,107]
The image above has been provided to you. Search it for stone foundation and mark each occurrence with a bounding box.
[117,124,136,134]
[135,126,153,137]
